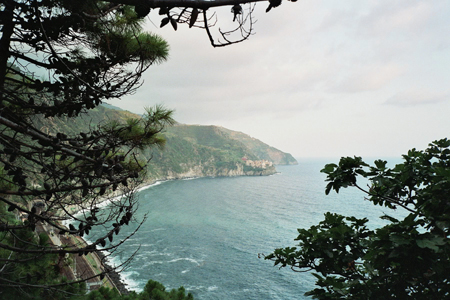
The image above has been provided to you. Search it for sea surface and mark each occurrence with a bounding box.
[102,158,402,299]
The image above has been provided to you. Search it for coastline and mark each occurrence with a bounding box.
[59,178,163,294]
[62,170,282,294]
[96,251,130,295]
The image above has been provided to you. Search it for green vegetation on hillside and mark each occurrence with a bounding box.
[0,0,175,296]
[147,125,261,178]
[217,127,298,165]
[1,0,297,297]
[0,205,86,299]
[35,107,297,181]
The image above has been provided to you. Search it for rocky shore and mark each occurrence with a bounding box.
[96,251,130,295]
[66,169,280,295]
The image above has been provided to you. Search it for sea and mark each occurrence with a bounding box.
[99,158,403,299]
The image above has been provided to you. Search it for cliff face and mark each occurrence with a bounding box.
[144,124,296,181]
[157,163,277,181]
[35,106,297,182]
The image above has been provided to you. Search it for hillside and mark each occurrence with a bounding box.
[213,126,298,165]
[145,124,297,181]
[33,105,298,182]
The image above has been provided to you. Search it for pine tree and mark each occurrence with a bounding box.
[0,1,173,296]
[0,0,297,296]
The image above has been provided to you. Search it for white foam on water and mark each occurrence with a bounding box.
[101,250,144,292]
[118,269,142,292]
[183,284,218,292]
[137,181,163,192]
[182,177,199,181]
[167,257,202,266]
[143,260,161,266]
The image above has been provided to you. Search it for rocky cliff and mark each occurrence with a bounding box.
[144,124,294,181]
[35,106,297,182]
[155,162,277,181]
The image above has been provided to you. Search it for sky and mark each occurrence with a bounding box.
[106,0,450,158]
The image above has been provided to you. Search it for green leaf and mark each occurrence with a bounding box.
[374,159,387,170]
[416,236,446,252]
[321,163,337,174]
[311,273,325,281]
[325,182,333,195]
[389,234,410,245]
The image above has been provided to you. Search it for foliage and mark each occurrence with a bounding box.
[146,124,293,178]
[265,139,450,299]
[127,124,284,179]
[1,0,296,296]
[0,206,86,299]
[111,0,297,47]
[216,126,298,165]
[142,280,194,300]
[34,103,293,181]
[150,133,250,175]
[81,280,193,300]
[0,0,174,295]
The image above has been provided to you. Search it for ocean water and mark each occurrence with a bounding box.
[105,159,400,299]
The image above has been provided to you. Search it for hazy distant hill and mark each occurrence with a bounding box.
[32,104,137,136]
[146,124,297,181]
[213,126,297,165]
[34,105,298,182]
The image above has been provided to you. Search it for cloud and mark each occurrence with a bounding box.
[106,1,450,157]
[385,89,449,107]
[333,63,404,93]
[358,1,434,36]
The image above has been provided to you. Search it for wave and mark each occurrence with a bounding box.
[137,181,163,192]
[182,284,218,292]
[141,257,203,267]
[182,177,199,181]
[118,269,142,292]
[167,257,203,266]
[88,163,362,299]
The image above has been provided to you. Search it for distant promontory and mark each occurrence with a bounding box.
[145,124,297,181]
[34,105,298,182]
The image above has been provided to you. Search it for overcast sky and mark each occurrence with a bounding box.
[107,0,450,158]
